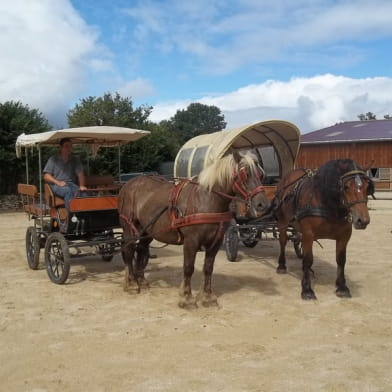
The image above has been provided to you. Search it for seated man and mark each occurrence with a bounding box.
[43,137,87,210]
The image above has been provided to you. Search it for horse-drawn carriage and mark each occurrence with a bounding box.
[16,121,373,304]
[174,119,302,261]
[15,126,150,284]
[173,121,373,301]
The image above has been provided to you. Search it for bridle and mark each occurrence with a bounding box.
[340,170,369,208]
[231,165,265,206]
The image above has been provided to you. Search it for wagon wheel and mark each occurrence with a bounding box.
[293,239,303,259]
[242,239,258,248]
[98,243,115,262]
[224,220,239,262]
[102,254,114,262]
[25,226,40,270]
[45,232,70,284]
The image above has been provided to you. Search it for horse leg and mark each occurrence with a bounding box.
[178,240,197,309]
[197,245,220,307]
[121,233,139,292]
[301,234,317,300]
[277,222,289,273]
[335,237,351,298]
[134,240,151,290]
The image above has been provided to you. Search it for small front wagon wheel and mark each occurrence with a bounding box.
[224,220,240,262]
[26,226,40,270]
[293,239,303,259]
[45,232,70,284]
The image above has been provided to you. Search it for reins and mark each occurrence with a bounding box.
[120,158,265,251]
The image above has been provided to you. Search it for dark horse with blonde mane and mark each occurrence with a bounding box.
[118,151,270,308]
[270,159,374,300]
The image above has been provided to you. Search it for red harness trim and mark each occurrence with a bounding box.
[170,211,233,229]
[167,180,233,228]
[119,213,140,237]
[166,179,233,244]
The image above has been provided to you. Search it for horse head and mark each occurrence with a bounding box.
[231,150,270,218]
[338,160,372,229]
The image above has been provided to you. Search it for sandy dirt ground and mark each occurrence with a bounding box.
[0,196,391,392]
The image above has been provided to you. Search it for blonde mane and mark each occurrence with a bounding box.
[198,151,263,192]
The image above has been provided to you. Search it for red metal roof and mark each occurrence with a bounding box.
[301,119,392,144]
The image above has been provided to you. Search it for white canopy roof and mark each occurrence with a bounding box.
[15,126,150,157]
[174,120,301,178]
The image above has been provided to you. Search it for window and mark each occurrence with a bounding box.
[190,146,209,177]
[176,148,192,178]
[368,168,390,181]
[256,146,280,183]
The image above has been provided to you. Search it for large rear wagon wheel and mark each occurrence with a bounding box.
[224,221,239,262]
[45,232,70,284]
[26,226,40,270]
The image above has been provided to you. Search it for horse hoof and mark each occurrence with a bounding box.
[336,288,351,298]
[301,291,317,300]
[138,278,150,289]
[198,293,219,308]
[123,281,141,293]
[178,296,198,309]
[276,266,287,274]
[201,299,219,308]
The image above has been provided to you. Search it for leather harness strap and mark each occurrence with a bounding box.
[167,179,233,245]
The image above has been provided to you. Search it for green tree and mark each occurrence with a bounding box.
[358,112,377,121]
[67,92,152,128]
[67,92,180,175]
[0,101,51,194]
[169,103,226,144]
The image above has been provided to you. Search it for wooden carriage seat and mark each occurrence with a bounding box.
[17,183,49,216]
[44,183,65,208]
[44,183,68,220]
[85,174,121,193]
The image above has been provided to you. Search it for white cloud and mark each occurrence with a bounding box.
[117,78,156,101]
[150,74,392,133]
[0,0,109,127]
[124,0,392,74]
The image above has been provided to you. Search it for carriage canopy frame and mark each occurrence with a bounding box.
[174,120,301,180]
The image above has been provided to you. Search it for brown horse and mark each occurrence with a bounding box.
[271,159,374,300]
[118,151,270,308]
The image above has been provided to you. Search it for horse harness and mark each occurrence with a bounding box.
[166,179,232,249]
[120,167,265,251]
[278,168,369,223]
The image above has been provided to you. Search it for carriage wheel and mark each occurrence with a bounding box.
[293,239,303,259]
[242,239,258,248]
[45,232,70,284]
[102,254,114,262]
[224,221,239,262]
[25,226,40,270]
[98,243,115,262]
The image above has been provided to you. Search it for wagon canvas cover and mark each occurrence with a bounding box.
[174,120,301,179]
[15,126,150,157]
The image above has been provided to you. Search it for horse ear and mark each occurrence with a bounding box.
[231,149,242,164]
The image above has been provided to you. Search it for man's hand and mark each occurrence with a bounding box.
[79,185,87,192]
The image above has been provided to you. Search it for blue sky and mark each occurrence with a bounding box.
[1,0,392,133]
